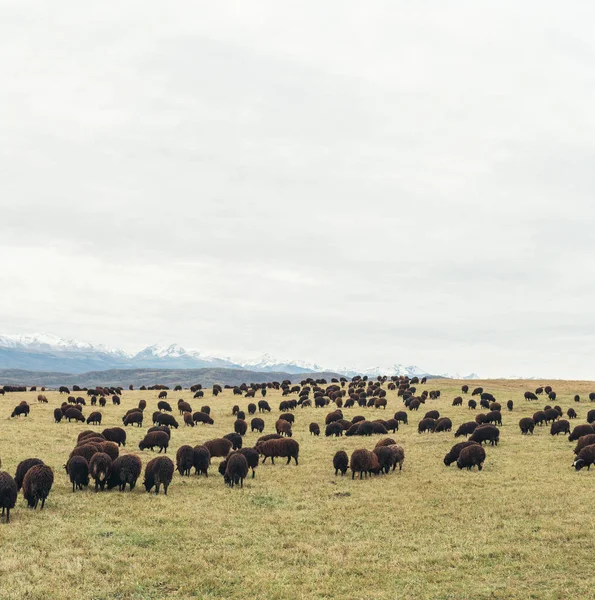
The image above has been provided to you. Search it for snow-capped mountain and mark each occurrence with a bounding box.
[236,354,324,375]
[439,372,481,380]
[0,332,440,377]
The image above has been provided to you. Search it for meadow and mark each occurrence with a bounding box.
[1,378,595,600]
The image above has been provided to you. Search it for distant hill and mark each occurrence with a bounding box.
[0,333,436,377]
[0,368,346,388]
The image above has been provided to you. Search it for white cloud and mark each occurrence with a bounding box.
[1,1,595,377]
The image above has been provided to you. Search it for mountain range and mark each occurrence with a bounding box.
[0,333,479,378]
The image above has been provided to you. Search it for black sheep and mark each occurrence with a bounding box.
[87,412,103,426]
[192,411,214,425]
[251,418,265,433]
[143,456,174,494]
[224,432,243,450]
[123,412,143,427]
[102,427,127,447]
[393,411,408,425]
[444,441,480,466]
[223,453,249,488]
[469,424,500,446]
[468,400,477,410]
[325,422,343,437]
[238,447,259,478]
[11,404,30,418]
[456,444,486,470]
[14,458,44,491]
[158,401,172,412]
[573,434,595,455]
[176,445,195,476]
[569,424,595,442]
[89,452,112,491]
[567,408,577,419]
[155,413,179,429]
[507,400,514,411]
[147,425,171,438]
[255,438,299,465]
[234,419,248,436]
[107,455,142,491]
[66,456,89,492]
[22,465,54,509]
[573,444,595,471]
[550,420,570,436]
[349,449,379,479]
[433,417,452,432]
[519,417,535,435]
[193,445,211,477]
[139,431,170,453]
[53,408,63,423]
[204,438,233,458]
[455,422,478,438]
[333,450,348,476]
[418,418,436,433]
[0,472,18,523]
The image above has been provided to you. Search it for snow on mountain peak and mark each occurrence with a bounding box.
[0,332,127,357]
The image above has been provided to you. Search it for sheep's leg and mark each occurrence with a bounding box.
[155,483,161,495]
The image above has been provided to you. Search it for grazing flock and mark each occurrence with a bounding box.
[1,377,594,523]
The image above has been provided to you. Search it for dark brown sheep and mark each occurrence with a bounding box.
[567,408,577,419]
[123,412,143,427]
[204,438,233,458]
[234,419,248,436]
[375,437,397,448]
[573,434,595,455]
[224,433,243,450]
[468,400,477,410]
[255,438,299,465]
[102,427,127,447]
[278,413,295,425]
[418,418,436,433]
[139,399,147,410]
[424,410,440,420]
[53,408,63,423]
[183,412,195,427]
[0,472,18,522]
[393,411,408,425]
[457,444,486,470]
[251,417,265,433]
[154,413,179,429]
[455,422,478,438]
[550,420,570,436]
[223,452,249,487]
[519,417,535,434]
[138,431,170,453]
[192,411,214,425]
[349,449,380,479]
[333,451,348,476]
[444,441,480,466]
[469,424,500,446]
[507,400,514,411]
[452,396,463,406]
[22,465,54,509]
[257,433,283,443]
[14,458,44,491]
[11,403,30,418]
[86,411,102,426]
[178,401,192,415]
[107,455,143,491]
[275,419,293,437]
[98,441,119,461]
[573,444,595,471]
[143,456,174,494]
[325,422,343,437]
[433,417,452,432]
[176,445,195,476]
[569,424,595,442]
[158,400,172,412]
[484,411,502,426]
[238,447,259,478]
[70,443,102,463]
[373,444,405,472]
[89,452,112,491]
[193,445,211,477]
[66,456,89,492]
[64,407,84,422]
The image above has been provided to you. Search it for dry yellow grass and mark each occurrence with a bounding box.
[1,379,595,599]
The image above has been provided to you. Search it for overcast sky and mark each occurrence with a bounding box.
[1,1,595,378]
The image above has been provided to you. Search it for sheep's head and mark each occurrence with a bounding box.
[574,459,585,471]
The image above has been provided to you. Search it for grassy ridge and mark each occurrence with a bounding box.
[0,379,594,599]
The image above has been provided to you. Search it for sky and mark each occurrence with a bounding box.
[1,1,595,378]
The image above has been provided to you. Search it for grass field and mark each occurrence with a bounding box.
[1,379,595,599]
